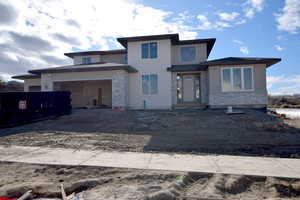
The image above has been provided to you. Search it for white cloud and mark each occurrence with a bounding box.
[196,0,267,31]
[244,0,265,18]
[274,45,284,51]
[276,0,300,34]
[197,14,233,30]
[233,39,244,45]
[267,75,300,95]
[218,12,240,21]
[267,75,284,89]
[197,14,213,30]
[276,35,285,41]
[233,39,249,55]
[0,0,198,78]
[240,46,249,54]
[0,73,13,81]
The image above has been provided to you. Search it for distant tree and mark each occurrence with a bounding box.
[0,79,5,91]
[0,80,24,92]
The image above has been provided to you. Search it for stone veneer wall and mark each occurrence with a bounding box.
[112,71,129,109]
[208,64,268,108]
[209,93,267,108]
[41,70,129,109]
[200,71,209,104]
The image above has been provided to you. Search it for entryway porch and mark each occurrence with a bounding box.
[172,72,208,109]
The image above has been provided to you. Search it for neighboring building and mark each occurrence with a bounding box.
[294,94,300,98]
[13,33,281,109]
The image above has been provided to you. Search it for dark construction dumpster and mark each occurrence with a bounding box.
[0,91,71,128]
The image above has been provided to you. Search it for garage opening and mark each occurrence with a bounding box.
[54,80,112,108]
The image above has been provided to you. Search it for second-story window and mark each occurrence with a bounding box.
[181,46,196,62]
[82,57,92,64]
[141,42,157,59]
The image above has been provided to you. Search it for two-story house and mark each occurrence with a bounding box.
[13,33,281,109]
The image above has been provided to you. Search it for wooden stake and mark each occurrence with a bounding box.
[17,190,32,200]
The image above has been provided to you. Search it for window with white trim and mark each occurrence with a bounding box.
[221,67,253,92]
[142,74,158,94]
[82,57,92,64]
[141,42,157,59]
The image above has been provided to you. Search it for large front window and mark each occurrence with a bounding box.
[180,46,196,62]
[141,42,157,59]
[221,67,253,92]
[142,74,158,94]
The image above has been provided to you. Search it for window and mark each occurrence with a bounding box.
[82,57,92,64]
[124,55,128,62]
[181,46,196,62]
[141,42,157,59]
[142,74,158,94]
[221,67,253,91]
[244,68,253,90]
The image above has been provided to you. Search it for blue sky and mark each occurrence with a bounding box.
[0,0,299,94]
[139,0,300,95]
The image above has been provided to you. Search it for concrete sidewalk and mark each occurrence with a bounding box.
[0,145,300,178]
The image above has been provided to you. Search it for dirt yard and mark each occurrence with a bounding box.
[1,162,300,200]
[1,109,300,199]
[0,109,300,158]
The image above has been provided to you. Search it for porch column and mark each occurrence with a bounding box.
[41,74,53,91]
[112,71,128,110]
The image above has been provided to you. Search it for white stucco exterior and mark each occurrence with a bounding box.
[127,39,172,109]
[15,34,278,110]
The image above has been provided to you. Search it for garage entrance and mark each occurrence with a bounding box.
[54,80,112,108]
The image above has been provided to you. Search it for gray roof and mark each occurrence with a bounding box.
[199,57,281,67]
[167,57,281,72]
[29,62,138,74]
[167,64,207,72]
[64,49,127,58]
[12,74,41,80]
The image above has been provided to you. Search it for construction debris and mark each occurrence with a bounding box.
[17,191,32,200]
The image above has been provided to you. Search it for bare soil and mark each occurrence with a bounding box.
[0,162,300,200]
[1,109,300,199]
[0,109,300,158]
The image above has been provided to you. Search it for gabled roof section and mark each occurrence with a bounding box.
[117,34,179,48]
[64,49,127,58]
[173,38,216,57]
[117,33,216,58]
[12,74,41,80]
[28,62,137,74]
[200,57,281,67]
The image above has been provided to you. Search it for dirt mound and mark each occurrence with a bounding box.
[176,173,300,199]
[1,163,300,199]
[144,190,176,200]
[0,178,110,198]
[266,177,300,198]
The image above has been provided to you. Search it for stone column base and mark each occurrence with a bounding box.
[113,106,125,111]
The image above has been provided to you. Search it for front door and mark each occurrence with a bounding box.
[183,75,195,102]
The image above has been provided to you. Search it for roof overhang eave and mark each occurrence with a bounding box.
[29,66,138,74]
